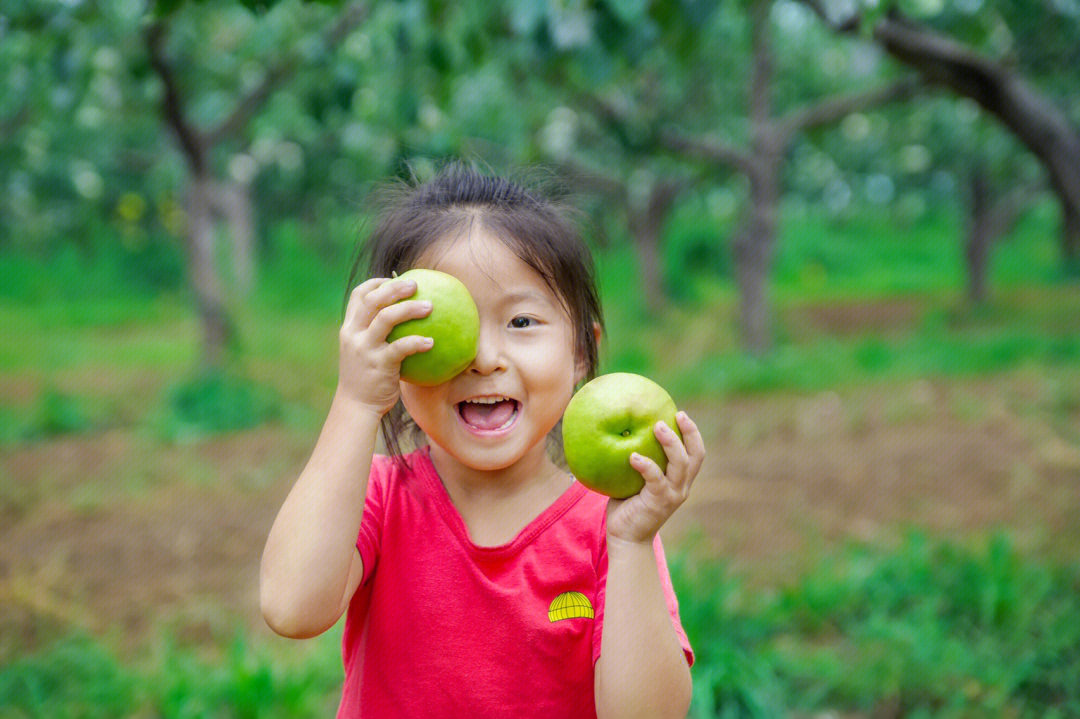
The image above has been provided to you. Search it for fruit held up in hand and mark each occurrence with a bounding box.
[562,373,682,498]
[386,269,480,386]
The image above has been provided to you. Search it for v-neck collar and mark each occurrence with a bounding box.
[411,446,588,558]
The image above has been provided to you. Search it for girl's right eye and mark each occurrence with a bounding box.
[509,316,533,329]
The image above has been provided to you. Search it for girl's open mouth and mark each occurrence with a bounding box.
[456,396,520,434]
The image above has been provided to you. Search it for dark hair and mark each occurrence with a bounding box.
[345,163,605,459]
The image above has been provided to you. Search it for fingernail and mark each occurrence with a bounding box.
[420,301,432,311]
[630,453,641,462]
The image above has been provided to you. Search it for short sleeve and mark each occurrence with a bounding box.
[592,533,695,668]
[651,534,694,667]
[355,454,392,585]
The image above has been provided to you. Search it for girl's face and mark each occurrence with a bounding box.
[399,224,585,477]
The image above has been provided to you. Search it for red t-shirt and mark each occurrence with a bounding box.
[336,447,693,718]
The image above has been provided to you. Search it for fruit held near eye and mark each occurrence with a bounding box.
[387,268,480,386]
[562,372,681,498]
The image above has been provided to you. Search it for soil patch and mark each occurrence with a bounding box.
[783,297,927,337]
[2,371,1078,653]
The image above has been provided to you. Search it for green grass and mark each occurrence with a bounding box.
[675,531,1080,718]
[2,533,1076,718]
[2,203,1077,434]
[0,628,344,719]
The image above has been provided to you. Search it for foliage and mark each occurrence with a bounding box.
[155,368,283,442]
[670,532,1080,717]
[0,634,138,719]
[2,535,1077,717]
[3,0,1077,361]
[0,629,342,719]
[0,389,92,445]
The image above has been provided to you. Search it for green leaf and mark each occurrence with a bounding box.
[606,0,650,24]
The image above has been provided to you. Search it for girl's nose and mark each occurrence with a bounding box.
[469,325,506,375]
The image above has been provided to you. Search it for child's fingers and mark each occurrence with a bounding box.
[369,298,433,342]
[346,278,418,332]
[629,452,666,490]
[343,277,389,330]
[675,411,706,478]
[368,277,418,310]
[653,420,689,474]
[385,334,435,364]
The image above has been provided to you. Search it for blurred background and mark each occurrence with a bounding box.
[2,0,1079,716]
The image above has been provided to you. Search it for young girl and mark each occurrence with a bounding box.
[260,165,705,718]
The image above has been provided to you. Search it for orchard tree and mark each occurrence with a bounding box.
[0,4,164,254]
[660,0,920,354]
[145,1,368,367]
[530,0,919,353]
[804,0,1080,274]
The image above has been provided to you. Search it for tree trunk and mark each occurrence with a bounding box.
[964,168,1041,303]
[628,179,684,316]
[186,174,233,368]
[630,215,665,317]
[736,0,780,355]
[738,160,781,355]
[212,180,256,295]
[1064,204,1080,273]
[965,171,992,304]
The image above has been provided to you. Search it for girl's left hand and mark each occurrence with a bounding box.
[605,411,706,545]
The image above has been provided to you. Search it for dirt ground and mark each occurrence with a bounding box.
[2,369,1079,657]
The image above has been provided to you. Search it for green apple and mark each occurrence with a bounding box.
[561,372,681,498]
[386,268,480,386]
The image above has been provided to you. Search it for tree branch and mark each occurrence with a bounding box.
[796,0,861,33]
[873,12,1080,216]
[990,178,1044,234]
[658,127,755,175]
[1,103,32,138]
[748,0,774,131]
[205,1,369,145]
[775,76,922,141]
[146,20,207,175]
[571,88,663,154]
[552,159,627,201]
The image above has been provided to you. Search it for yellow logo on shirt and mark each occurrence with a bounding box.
[548,591,594,622]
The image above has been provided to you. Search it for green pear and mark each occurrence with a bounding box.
[562,373,681,498]
[387,268,479,386]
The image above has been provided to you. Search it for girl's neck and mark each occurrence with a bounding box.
[427,440,574,547]
[427,439,567,503]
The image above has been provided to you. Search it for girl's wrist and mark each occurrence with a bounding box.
[605,532,656,555]
[331,386,388,425]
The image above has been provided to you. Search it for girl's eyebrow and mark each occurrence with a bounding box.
[502,288,555,307]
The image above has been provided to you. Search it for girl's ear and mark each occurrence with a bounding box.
[574,321,603,385]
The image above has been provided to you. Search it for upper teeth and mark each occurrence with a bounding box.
[465,396,510,404]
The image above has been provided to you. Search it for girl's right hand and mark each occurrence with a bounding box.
[337,277,434,416]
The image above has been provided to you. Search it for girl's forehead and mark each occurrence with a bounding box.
[418,230,568,311]
[421,230,531,282]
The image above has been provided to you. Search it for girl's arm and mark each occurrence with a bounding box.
[595,538,692,719]
[259,393,380,638]
[259,277,433,639]
[594,412,705,719]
